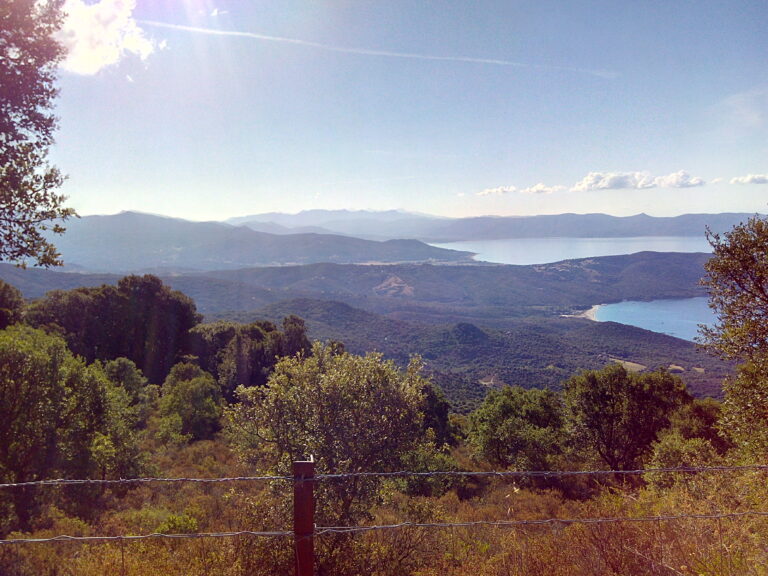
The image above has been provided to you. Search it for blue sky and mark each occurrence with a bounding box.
[50,0,768,221]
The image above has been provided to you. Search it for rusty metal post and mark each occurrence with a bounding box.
[293,458,315,576]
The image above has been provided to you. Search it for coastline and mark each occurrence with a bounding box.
[564,304,601,321]
[581,304,601,321]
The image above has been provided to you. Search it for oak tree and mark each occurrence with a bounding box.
[564,364,690,471]
[701,215,768,457]
[1,0,75,266]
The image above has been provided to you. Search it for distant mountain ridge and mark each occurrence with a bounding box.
[40,210,760,273]
[46,211,472,273]
[227,210,761,241]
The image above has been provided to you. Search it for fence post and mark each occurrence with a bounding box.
[293,458,315,576]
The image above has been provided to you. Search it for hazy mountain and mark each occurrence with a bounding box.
[226,208,441,227]
[46,211,472,273]
[422,212,761,241]
[226,210,761,241]
[227,209,447,240]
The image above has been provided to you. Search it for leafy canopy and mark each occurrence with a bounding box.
[564,364,690,471]
[228,343,430,521]
[468,385,564,471]
[1,0,75,266]
[701,214,768,364]
[701,215,768,458]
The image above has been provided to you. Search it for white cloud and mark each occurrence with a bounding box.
[571,171,656,192]
[652,170,705,188]
[477,185,517,196]
[519,183,567,195]
[480,170,705,198]
[711,177,724,184]
[731,174,768,184]
[571,170,705,191]
[477,183,566,196]
[57,0,159,75]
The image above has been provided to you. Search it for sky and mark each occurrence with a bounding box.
[49,0,768,221]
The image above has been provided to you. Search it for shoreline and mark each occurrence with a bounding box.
[581,304,601,321]
[561,304,601,321]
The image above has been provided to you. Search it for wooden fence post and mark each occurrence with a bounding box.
[293,458,315,576]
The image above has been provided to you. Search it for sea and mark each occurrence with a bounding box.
[430,236,712,266]
[429,236,715,341]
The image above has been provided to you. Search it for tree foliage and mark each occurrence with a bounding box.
[228,344,429,519]
[0,0,75,266]
[0,279,23,328]
[227,344,439,573]
[27,275,201,383]
[188,317,309,401]
[701,214,768,364]
[468,385,564,471]
[564,364,690,471]
[0,326,107,531]
[701,215,768,458]
[159,363,222,442]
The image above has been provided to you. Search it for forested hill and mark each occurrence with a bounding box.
[2,251,710,319]
[242,298,729,406]
[197,251,710,320]
[45,211,472,273]
[2,251,727,404]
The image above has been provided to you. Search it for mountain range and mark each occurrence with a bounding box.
[47,211,471,273]
[228,210,761,241]
[41,210,760,273]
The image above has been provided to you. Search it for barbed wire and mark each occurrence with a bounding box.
[0,475,292,490]
[0,530,292,546]
[315,510,768,535]
[2,464,767,490]
[316,464,768,480]
[3,510,767,546]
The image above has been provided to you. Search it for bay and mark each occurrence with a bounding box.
[429,236,716,341]
[430,236,712,265]
[593,297,715,342]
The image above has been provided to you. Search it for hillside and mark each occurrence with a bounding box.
[46,212,472,272]
[2,251,729,409]
[200,251,711,320]
[235,298,729,410]
[5,252,711,317]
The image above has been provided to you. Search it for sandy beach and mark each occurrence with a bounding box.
[561,305,602,321]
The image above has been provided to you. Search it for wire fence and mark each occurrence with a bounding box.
[3,511,768,546]
[1,463,767,547]
[3,463,768,490]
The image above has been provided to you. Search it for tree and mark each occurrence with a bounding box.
[27,275,201,383]
[188,319,291,400]
[701,214,768,363]
[468,385,564,471]
[1,0,75,266]
[0,279,23,327]
[564,364,690,471]
[159,363,222,442]
[227,343,433,573]
[701,215,768,458]
[0,326,108,531]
